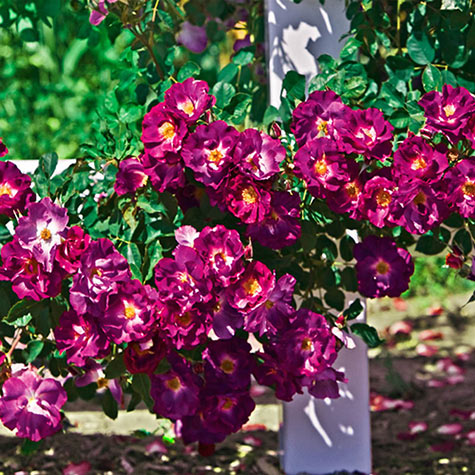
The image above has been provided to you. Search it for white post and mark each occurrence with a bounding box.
[266,1,372,474]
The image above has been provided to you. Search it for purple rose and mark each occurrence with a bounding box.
[124,335,166,375]
[182,121,240,189]
[177,21,208,53]
[164,78,215,124]
[234,129,284,181]
[0,161,35,218]
[15,197,69,272]
[419,85,475,143]
[445,158,475,218]
[89,0,118,26]
[0,366,67,441]
[55,226,91,274]
[354,235,414,298]
[54,310,110,367]
[0,138,8,157]
[114,158,148,195]
[142,151,186,193]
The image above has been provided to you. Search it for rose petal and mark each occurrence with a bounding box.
[437,423,463,435]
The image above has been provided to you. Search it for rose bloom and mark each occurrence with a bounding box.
[0,366,67,441]
[114,158,148,195]
[0,160,35,218]
[445,158,475,218]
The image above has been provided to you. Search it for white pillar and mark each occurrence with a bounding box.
[266,1,372,473]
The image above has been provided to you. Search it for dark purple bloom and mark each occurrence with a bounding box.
[339,108,394,161]
[463,115,475,149]
[203,338,252,392]
[70,238,131,316]
[227,261,275,313]
[244,273,296,336]
[290,90,348,146]
[224,175,272,224]
[101,280,161,344]
[15,198,69,272]
[0,237,63,301]
[142,151,186,193]
[54,310,110,367]
[0,161,35,218]
[419,85,475,143]
[247,191,301,250]
[55,226,91,274]
[234,129,284,181]
[393,179,449,234]
[307,367,346,399]
[114,158,148,195]
[89,0,117,25]
[141,104,188,159]
[0,366,67,441]
[182,121,240,189]
[210,292,244,339]
[445,159,475,218]
[393,135,449,182]
[177,21,208,53]
[150,354,202,420]
[354,235,414,298]
[194,225,245,286]
[164,78,215,124]
[124,335,166,375]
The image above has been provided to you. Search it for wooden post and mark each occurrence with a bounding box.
[266,1,372,473]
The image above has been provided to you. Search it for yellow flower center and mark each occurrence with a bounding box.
[159,121,176,140]
[175,312,192,327]
[97,378,109,390]
[207,149,223,163]
[182,99,195,116]
[413,191,427,205]
[166,376,181,391]
[220,358,235,374]
[314,158,328,176]
[301,337,313,351]
[124,303,136,320]
[462,181,475,197]
[375,260,390,275]
[376,189,391,207]
[265,300,274,309]
[316,119,329,136]
[222,398,234,410]
[0,183,13,197]
[346,182,360,199]
[40,228,52,240]
[361,126,376,142]
[243,277,261,296]
[411,157,427,170]
[90,267,102,278]
[443,104,456,118]
[242,186,258,204]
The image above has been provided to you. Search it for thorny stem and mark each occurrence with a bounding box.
[6,329,23,362]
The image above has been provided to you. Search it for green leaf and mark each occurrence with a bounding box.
[415,234,447,255]
[407,32,435,65]
[218,63,239,83]
[263,105,280,126]
[177,62,200,81]
[21,439,43,455]
[212,81,236,109]
[20,28,39,43]
[351,323,385,348]
[344,299,364,320]
[340,235,356,261]
[282,71,306,102]
[5,300,39,323]
[132,374,154,410]
[39,153,58,178]
[102,389,118,420]
[324,288,345,311]
[105,354,126,379]
[232,47,254,66]
[453,228,472,254]
[25,340,45,364]
[422,65,443,92]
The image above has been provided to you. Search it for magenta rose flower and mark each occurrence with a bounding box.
[194,225,245,286]
[0,366,67,441]
[141,104,188,159]
[182,121,239,189]
[164,78,215,124]
[234,129,284,181]
[177,21,208,53]
[114,158,148,195]
[445,158,475,218]
[210,291,245,339]
[290,90,348,146]
[339,108,394,161]
[150,354,202,420]
[54,309,110,367]
[124,335,166,375]
[227,260,275,313]
[223,175,272,224]
[463,115,475,149]
[0,161,35,218]
[0,237,63,301]
[393,135,449,183]
[55,226,91,274]
[247,191,301,249]
[69,238,131,316]
[15,197,69,272]
[419,85,475,143]
[142,151,186,193]
[89,0,118,26]
[101,280,161,344]
[354,235,414,298]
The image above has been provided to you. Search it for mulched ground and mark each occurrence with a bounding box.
[1,297,475,475]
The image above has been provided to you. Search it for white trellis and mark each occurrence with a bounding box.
[266,1,372,474]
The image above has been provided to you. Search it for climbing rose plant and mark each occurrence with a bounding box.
[0,77,474,452]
